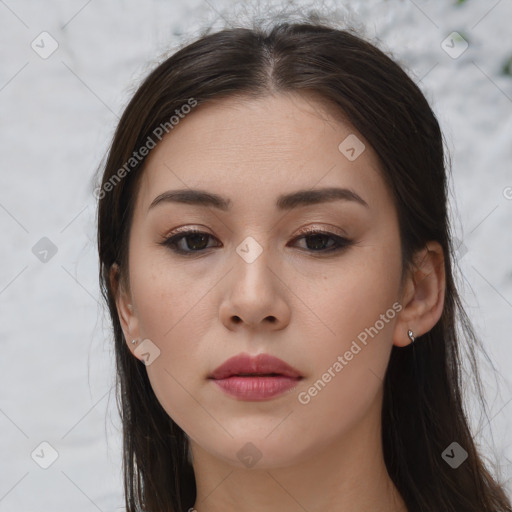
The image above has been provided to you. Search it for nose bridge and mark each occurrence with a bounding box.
[233,234,274,293]
[225,234,284,315]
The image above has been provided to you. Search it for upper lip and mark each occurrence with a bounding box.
[209,353,303,379]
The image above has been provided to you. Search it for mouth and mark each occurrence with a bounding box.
[208,353,303,401]
[208,352,303,380]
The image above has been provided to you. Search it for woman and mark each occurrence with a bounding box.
[96,14,512,512]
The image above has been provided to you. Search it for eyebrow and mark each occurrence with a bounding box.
[148,186,369,212]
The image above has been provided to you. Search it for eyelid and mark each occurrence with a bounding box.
[162,223,347,241]
[162,224,209,237]
[293,224,348,238]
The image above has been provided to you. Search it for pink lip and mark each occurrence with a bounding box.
[208,353,303,401]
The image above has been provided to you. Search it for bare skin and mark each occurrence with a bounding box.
[113,92,445,512]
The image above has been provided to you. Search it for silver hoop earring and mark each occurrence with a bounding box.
[407,329,415,343]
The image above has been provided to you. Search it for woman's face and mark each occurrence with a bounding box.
[116,92,408,469]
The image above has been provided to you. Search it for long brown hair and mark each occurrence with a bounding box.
[96,13,512,512]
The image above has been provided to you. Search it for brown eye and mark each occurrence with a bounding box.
[289,230,353,254]
[162,230,219,254]
[160,228,353,256]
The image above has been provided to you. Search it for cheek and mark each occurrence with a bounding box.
[128,244,217,376]
[304,233,402,342]
[292,236,402,402]
[130,243,198,337]
[286,260,400,459]
[128,252,215,436]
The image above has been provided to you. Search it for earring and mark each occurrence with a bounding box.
[131,339,138,345]
[407,329,415,343]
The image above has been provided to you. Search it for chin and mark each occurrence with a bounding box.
[202,435,318,470]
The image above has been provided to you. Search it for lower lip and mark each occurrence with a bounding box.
[211,376,301,400]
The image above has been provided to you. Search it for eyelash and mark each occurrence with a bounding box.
[159,227,353,256]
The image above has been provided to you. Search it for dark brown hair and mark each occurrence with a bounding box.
[96,14,512,512]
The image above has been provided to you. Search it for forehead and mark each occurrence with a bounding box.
[135,92,391,215]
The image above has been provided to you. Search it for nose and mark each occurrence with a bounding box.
[219,244,291,332]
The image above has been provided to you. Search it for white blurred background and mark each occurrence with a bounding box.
[1,0,511,510]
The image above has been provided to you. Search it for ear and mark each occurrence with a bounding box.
[392,241,446,347]
[110,263,142,360]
